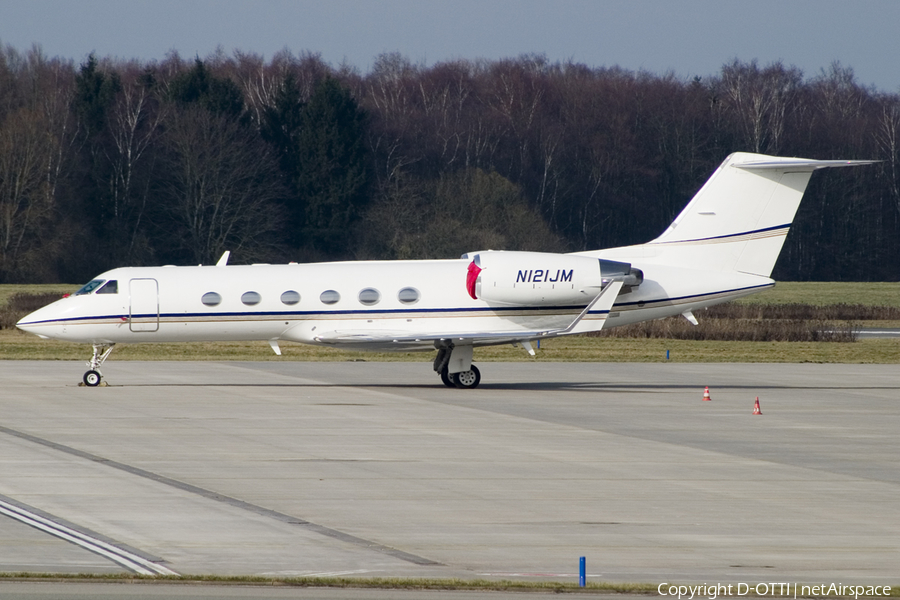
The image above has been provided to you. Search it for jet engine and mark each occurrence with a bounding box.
[463,250,642,305]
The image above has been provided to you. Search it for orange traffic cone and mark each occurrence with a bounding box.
[702,386,711,401]
[753,397,762,415]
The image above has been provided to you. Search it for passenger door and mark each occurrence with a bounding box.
[129,278,159,332]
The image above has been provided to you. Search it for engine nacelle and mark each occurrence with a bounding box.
[463,250,641,305]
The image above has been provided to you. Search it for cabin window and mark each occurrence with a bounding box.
[75,279,105,296]
[398,287,420,304]
[96,280,118,294]
[280,290,300,305]
[358,288,381,306]
[241,291,262,306]
[320,290,341,305]
[201,292,222,306]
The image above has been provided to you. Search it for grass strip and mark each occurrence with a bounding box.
[0,573,654,593]
[2,329,898,363]
[0,573,895,596]
[738,282,900,307]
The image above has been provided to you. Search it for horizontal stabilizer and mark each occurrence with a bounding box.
[736,158,878,171]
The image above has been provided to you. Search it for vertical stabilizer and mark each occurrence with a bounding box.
[646,153,874,276]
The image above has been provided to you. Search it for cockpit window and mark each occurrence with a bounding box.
[96,280,118,294]
[74,279,106,296]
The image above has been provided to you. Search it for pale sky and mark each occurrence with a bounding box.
[2,0,898,91]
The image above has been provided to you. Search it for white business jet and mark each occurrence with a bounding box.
[18,152,873,388]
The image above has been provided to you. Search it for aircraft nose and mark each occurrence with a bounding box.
[17,313,44,336]
[16,301,67,339]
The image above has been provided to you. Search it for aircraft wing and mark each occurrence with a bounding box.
[311,281,624,347]
[313,329,557,347]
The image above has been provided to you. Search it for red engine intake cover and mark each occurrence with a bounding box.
[465,261,482,300]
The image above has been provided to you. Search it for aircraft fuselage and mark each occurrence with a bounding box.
[19,257,772,349]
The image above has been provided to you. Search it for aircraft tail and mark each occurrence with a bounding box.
[640,152,874,276]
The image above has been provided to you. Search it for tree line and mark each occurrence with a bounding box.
[1,44,898,283]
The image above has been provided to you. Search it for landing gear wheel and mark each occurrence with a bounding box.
[452,365,481,389]
[440,368,455,388]
[83,370,102,387]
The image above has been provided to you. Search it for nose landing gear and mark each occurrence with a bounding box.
[83,344,115,387]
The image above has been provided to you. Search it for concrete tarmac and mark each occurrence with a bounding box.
[0,360,898,585]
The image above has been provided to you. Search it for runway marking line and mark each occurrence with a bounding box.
[0,499,178,576]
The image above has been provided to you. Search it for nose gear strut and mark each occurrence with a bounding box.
[83,344,115,386]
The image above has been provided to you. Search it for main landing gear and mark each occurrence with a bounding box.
[438,364,481,389]
[434,345,481,389]
[83,344,115,387]
[451,365,481,389]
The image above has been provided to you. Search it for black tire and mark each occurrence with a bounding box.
[440,368,455,388]
[452,365,481,389]
[83,370,102,387]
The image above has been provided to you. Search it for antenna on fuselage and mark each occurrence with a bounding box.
[216,251,230,267]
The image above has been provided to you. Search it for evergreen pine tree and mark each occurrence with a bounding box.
[294,77,370,255]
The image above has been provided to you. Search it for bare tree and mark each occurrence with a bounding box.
[158,106,285,264]
[0,46,80,281]
[875,97,900,216]
[103,63,164,260]
[362,53,422,184]
[358,168,563,260]
[713,59,802,154]
[231,49,330,130]
[0,107,55,279]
